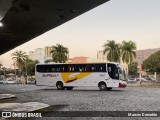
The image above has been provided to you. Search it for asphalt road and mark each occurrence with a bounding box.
[0,84,160,120]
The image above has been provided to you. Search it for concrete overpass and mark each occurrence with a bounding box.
[0,0,110,55]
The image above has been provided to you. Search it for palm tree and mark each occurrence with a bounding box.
[50,44,69,63]
[11,50,28,74]
[45,59,53,63]
[121,40,136,78]
[0,64,3,78]
[103,40,121,62]
[121,40,136,64]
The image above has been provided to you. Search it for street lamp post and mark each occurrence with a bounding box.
[25,57,28,83]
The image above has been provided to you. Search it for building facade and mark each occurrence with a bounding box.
[71,56,103,63]
[44,46,53,62]
[44,46,53,58]
[28,51,35,61]
[34,48,44,63]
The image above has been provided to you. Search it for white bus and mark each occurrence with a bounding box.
[35,62,127,91]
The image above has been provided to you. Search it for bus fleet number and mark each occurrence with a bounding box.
[100,74,105,77]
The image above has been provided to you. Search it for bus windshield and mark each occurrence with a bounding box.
[117,64,126,81]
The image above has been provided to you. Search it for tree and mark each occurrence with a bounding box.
[121,41,136,79]
[12,50,28,75]
[121,40,136,64]
[128,62,138,75]
[50,44,69,63]
[0,64,3,77]
[142,50,160,72]
[45,59,53,63]
[103,40,121,62]
[26,59,39,75]
[0,64,2,68]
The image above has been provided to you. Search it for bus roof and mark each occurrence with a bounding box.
[36,62,120,65]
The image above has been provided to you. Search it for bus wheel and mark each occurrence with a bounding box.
[99,82,107,91]
[107,87,112,90]
[56,82,65,90]
[66,87,73,90]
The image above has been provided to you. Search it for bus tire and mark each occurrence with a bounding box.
[99,82,107,91]
[107,87,112,90]
[66,87,73,90]
[56,82,65,90]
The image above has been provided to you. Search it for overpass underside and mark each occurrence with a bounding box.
[0,0,110,55]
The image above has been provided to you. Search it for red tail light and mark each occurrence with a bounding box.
[119,82,126,88]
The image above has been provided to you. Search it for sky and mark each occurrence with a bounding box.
[1,0,160,68]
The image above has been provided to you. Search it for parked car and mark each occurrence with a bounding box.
[128,77,136,81]
[3,79,16,84]
[136,77,147,81]
[27,79,36,84]
[145,77,156,81]
[0,80,4,84]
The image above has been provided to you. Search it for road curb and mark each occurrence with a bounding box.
[0,94,16,103]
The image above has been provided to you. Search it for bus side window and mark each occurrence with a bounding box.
[91,65,95,72]
[56,66,60,72]
[94,65,97,71]
[70,65,74,72]
[45,66,50,72]
[59,65,62,72]
[63,65,68,72]
[79,66,82,72]
[98,65,102,72]
[65,65,72,72]
[62,66,65,72]
[37,65,43,72]
[67,65,71,72]
[100,66,103,72]
[85,65,91,72]
[102,64,106,72]
[79,65,85,72]
[96,65,101,72]
[52,68,55,72]
[74,65,79,72]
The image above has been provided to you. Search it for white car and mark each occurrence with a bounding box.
[145,77,157,81]
[3,79,16,84]
[27,79,36,84]
[0,80,4,84]
[128,77,136,81]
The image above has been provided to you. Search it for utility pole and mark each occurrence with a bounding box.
[139,64,142,86]
[154,72,157,80]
